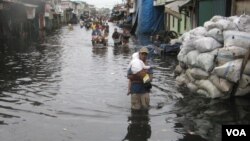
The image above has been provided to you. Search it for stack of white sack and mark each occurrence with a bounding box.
[175,15,250,98]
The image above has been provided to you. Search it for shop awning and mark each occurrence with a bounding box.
[23,3,38,19]
[154,0,175,6]
[2,0,38,19]
[165,0,191,19]
[3,0,38,8]
[23,3,38,8]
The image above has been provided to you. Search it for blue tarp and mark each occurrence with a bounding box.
[136,0,164,35]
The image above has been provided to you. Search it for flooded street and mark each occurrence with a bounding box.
[1,23,250,141]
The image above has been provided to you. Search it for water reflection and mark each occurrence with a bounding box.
[0,120,7,125]
[92,48,108,56]
[0,36,62,124]
[113,46,130,56]
[169,93,250,141]
[178,133,207,141]
[123,110,151,141]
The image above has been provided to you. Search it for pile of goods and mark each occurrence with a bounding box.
[175,15,250,98]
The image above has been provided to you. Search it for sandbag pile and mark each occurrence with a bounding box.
[175,15,250,98]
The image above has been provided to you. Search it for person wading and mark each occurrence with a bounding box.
[127,47,153,110]
[112,28,121,46]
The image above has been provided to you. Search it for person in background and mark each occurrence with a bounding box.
[122,29,130,47]
[68,23,73,30]
[112,28,121,46]
[104,23,109,34]
[127,47,153,110]
[152,34,162,47]
[91,22,96,30]
[91,28,102,45]
[80,20,84,28]
[92,27,101,36]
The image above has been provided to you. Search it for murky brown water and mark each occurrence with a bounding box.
[0,23,250,141]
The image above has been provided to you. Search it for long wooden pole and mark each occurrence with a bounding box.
[230,47,250,98]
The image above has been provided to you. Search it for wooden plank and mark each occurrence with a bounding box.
[165,7,182,19]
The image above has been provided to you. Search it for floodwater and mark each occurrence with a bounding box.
[0,23,250,141]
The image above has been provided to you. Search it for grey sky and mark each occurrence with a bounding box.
[73,0,123,9]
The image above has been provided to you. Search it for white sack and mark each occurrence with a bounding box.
[209,75,233,93]
[195,80,224,98]
[194,37,222,53]
[234,15,250,33]
[243,60,250,75]
[186,50,200,67]
[228,16,239,22]
[189,26,207,37]
[235,86,250,96]
[180,32,200,42]
[197,89,210,97]
[218,46,247,58]
[177,47,188,63]
[210,15,225,22]
[182,39,196,52]
[197,52,215,72]
[179,61,187,69]
[187,83,198,93]
[216,19,238,30]
[213,59,243,83]
[205,17,237,31]
[189,68,209,80]
[238,74,250,88]
[186,69,196,82]
[174,64,183,75]
[204,21,223,31]
[216,46,247,65]
[179,32,191,42]
[210,49,219,56]
[207,28,223,43]
[224,30,250,49]
[176,73,190,86]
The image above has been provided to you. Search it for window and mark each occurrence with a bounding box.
[172,16,174,28]
[184,15,187,30]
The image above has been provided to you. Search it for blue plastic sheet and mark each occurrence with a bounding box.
[136,0,164,35]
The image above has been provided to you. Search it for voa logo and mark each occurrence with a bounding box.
[226,129,246,136]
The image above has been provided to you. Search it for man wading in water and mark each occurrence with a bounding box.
[127,47,153,110]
